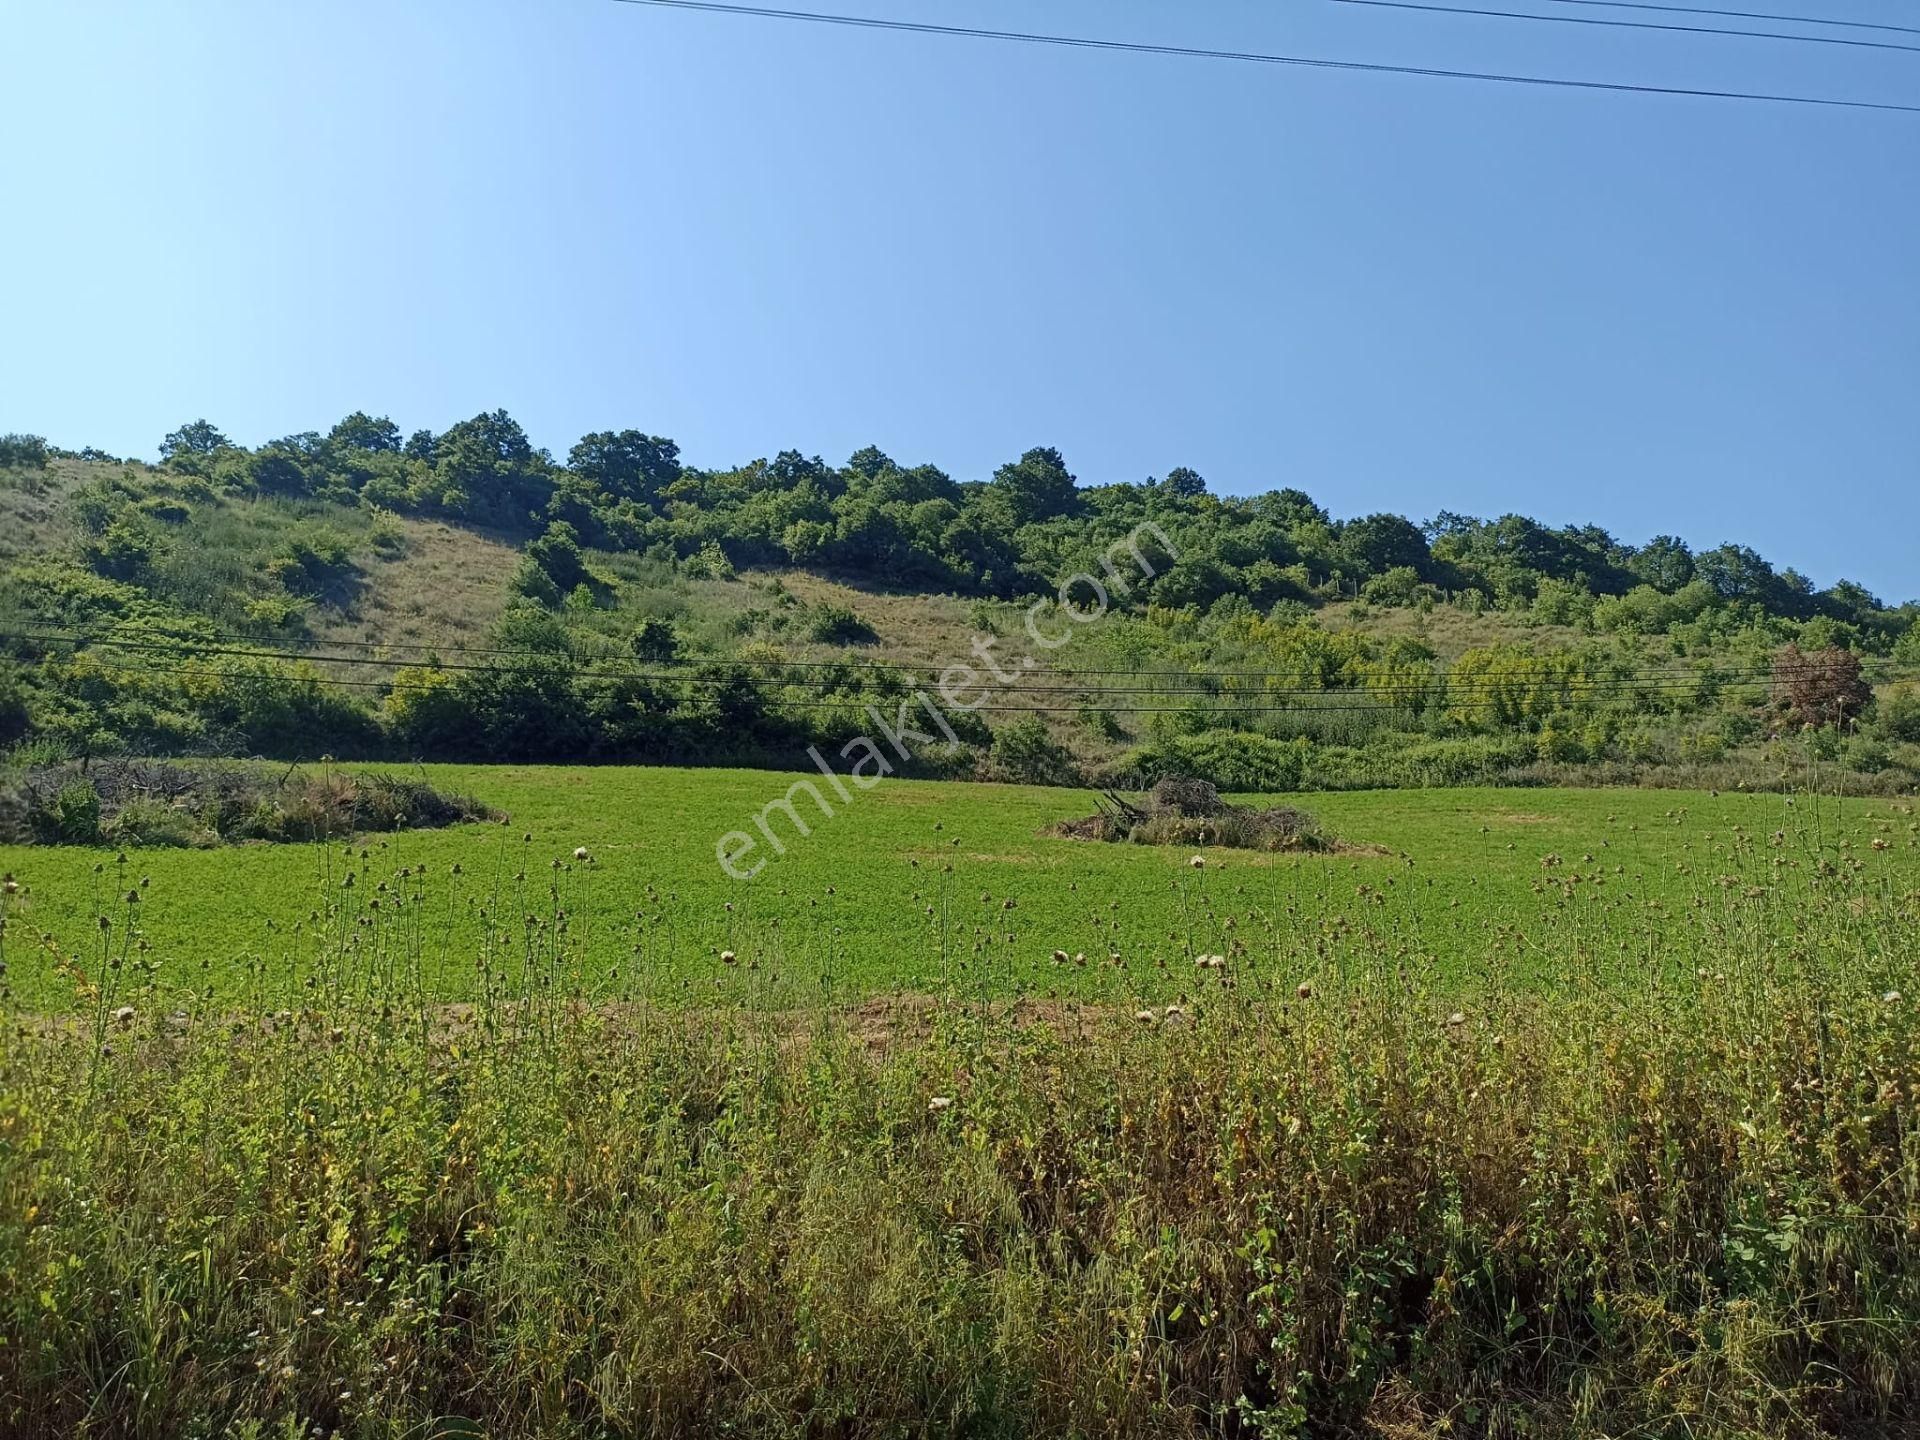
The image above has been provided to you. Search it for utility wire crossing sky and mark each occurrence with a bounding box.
[3,0,1915,601]
[608,0,1920,111]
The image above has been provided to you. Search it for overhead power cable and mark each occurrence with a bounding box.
[61,655,1801,717]
[1525,0,1920,39]
[1327,0,1920,54]
[607,0,1920,114]
[3,627,1845,690]
[4,624,1889,688]
[11,630,1915,712]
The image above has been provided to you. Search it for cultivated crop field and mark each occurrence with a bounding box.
[2,769,1918,1438]
[3,766,1916,1008]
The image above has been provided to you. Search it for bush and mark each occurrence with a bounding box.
[0,664,29,750]
[804,604,878,646]
[383,668,472,755]
[1108,732,1310,793]
[0,760,497,847]
[78,520,163,583]
[1535,720,1587,764]
[46,777,103,844]
[630,618,680,663]
[1876,683,1920,744]
[200,664,384,759]
[134,495,192,525]
[1842,737,1892,774]
[1772,644,1871,730]
[508,557,563,607]
[268,529,356,596]
[103,797,204,848]
[988,716,1081,786]
[0,433,49,469]
[1361,566,1424,607]
[367,514,409,559]
[526,522,591,595]
[684,540,736,580]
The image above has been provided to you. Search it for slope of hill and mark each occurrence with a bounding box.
[1,421,1917,796]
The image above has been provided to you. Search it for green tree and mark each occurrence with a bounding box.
[525,522,591,595]
[1695,543,1776,602]
[328,412,402,453]
[990,447,1078,526]
[0,661,30,747]
[1629,535,1694,593]
[1339,514,1432,579]
[247,443,316,496]
[631,617,680,662]
[843,445,894,482]
[159,419,231,462]
[569,429,681,504]
[434,410,551,525]
[0,434,49,469]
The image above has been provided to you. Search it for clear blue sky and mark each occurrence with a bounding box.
[4,0,1916,600]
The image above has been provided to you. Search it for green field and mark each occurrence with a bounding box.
[5,771,1919,1436]
[4,766,1915,1008]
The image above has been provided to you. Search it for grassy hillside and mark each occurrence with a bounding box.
[3,442,1918,793]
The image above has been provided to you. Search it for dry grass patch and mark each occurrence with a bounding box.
[307,517,520,651]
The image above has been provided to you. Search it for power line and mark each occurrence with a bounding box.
[2,622,1810,684]
[57,655,1792,717]
[1327,0,1920,54]
[607,0,1920,114]
[13,630,1913,709]
[1526,0,1920,40]
[2,627,1819,687]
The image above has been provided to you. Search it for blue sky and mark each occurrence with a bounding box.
[4,0,1916,600]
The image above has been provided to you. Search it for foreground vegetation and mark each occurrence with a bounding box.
[0,776,1914,1437]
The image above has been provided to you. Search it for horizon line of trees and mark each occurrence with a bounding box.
[9,415,1915,648]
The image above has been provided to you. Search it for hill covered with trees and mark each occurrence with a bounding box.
[1,414,1917,810]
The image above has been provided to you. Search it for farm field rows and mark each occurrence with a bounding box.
[2,765,1916,1007]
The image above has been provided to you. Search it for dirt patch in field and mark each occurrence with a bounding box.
[31,993,1152,1056]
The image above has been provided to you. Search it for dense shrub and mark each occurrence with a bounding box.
[1878,683,1920,744]
[0,665,29,750]
[803,603,878,646]
[1109,731,1310,793]
[630,617,680,662]
[0,760,497,846]
[1773,644,1872,730]
[987,716,1082,786]
[0,433,49,469]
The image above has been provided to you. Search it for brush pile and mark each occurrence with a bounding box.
[1051,776,1329,852]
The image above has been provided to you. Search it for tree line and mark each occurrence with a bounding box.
[61,411,1906,649]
